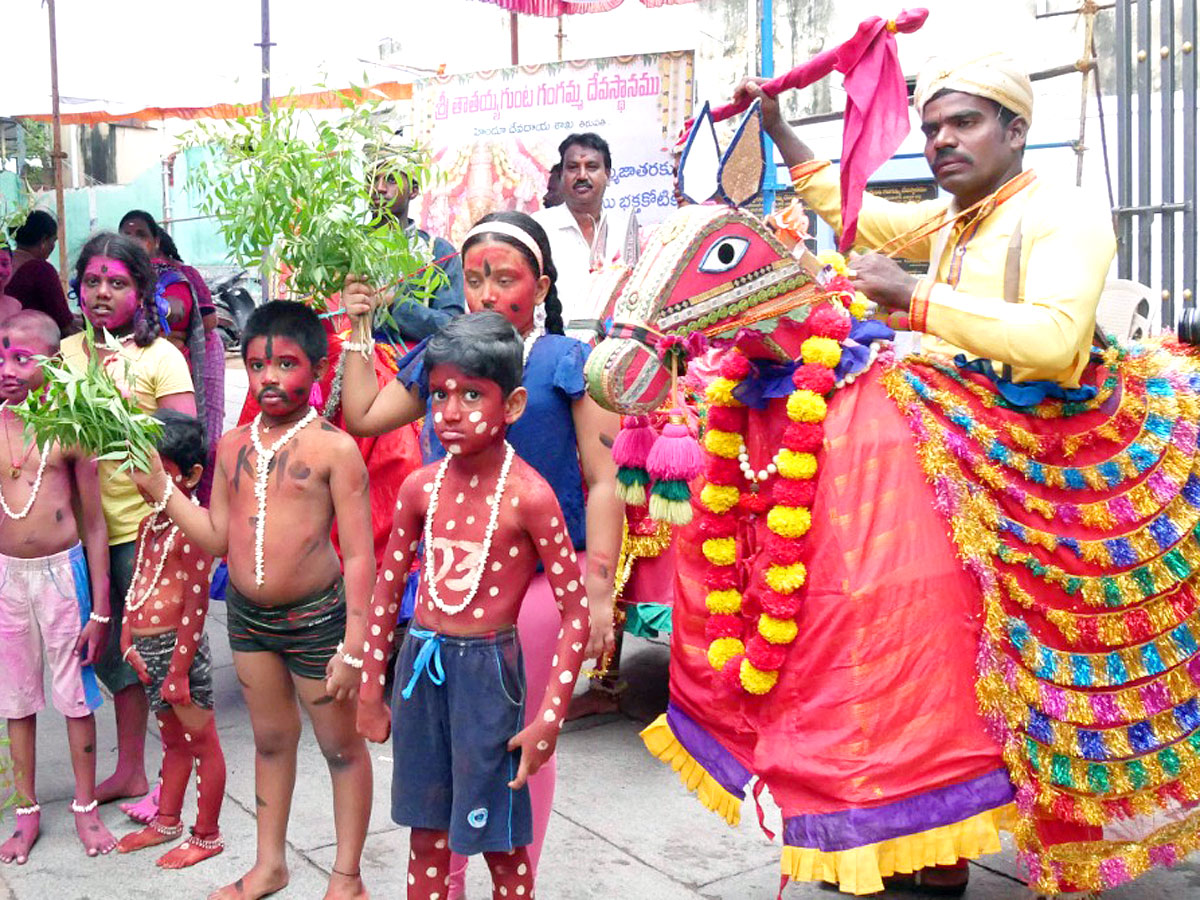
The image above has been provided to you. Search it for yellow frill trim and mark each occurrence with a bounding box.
[640,713,742,827]
[782,804,1016,896]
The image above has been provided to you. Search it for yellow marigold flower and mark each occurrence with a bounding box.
[765,562,807,594]
[708,637,745,671]
[801,336,842,369]
[758,613,799,644]
[849,296,869,319]
[702,537,737,567]
[705,588,742,615]
[767,505,812,539]
[705,377,743,407]
[786,389,827,424]
[703,429,742,459]
[739,659,780,694]
[777,449,818,480]
[700,483,740,514]
[817,250,849,276]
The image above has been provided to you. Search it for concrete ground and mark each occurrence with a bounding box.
[2,366,1198,899]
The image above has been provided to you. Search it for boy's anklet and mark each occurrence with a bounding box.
[335,642,364,669]
[70,799,98,814]
[183,830,223,851]
[148,818,185,837]
[331,866,360,878]
[14,803,40,816]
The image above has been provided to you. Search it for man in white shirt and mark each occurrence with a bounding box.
[532,133,633,334]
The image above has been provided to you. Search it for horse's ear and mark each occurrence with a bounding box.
[678,102,721,205]
[717,100,765,207]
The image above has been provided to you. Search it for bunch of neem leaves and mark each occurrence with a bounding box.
[186,91,445,336]
[13,320,163,474]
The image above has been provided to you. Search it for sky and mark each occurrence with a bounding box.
[6,0,699,117]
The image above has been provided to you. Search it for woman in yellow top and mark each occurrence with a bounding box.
[60,233,195,807]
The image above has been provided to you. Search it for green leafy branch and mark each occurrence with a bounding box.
[183,93,447,333]
[13,321,163,474]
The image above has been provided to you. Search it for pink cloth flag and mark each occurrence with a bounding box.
[699,8,929,252]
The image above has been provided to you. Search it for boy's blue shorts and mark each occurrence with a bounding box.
[390,626,532,855]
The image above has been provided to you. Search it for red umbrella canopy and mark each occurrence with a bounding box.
[473,0,694,15]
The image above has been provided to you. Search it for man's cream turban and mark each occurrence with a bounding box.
[913,51,1034,124]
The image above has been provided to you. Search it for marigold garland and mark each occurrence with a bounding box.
[697,302,848,696]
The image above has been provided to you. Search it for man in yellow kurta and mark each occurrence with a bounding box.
[732,53,1117,897]
[744,51,1116,390]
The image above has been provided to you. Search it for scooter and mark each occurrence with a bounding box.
[212,270,258,352]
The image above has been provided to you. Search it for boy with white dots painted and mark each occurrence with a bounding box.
[356,312,589,900]
[119,410,225,868]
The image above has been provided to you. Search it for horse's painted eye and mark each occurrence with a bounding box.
[698,237,750,273]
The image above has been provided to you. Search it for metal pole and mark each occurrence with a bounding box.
[1183,0,1198,310]
[556,14,564,62]
[1136,0,1153,287]
[258,0,272,300]
[1162,0,1177,325]
[510,12,519,66]
[760,0,776,215]
[1115,0,1132,279]
[46,0,68,291]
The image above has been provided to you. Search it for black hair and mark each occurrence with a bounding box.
[557,132,612,171]
[460,211,564,335]
[12,210,57,248]
[241,300,329,365]
[119,209,184,261]
[423,310,523,397]
[153,409,207,475]
[547,162,562,180]
[73,232,161,347]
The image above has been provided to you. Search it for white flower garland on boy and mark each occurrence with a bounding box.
[250,407,318,586]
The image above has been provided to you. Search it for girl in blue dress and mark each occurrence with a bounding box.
[341,211,622,894]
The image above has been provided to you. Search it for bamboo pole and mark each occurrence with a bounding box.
[46,0,68,291]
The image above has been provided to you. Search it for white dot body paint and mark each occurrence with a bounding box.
[455,492,465,504]
[474,422,487,434]
[473,608,484,619]
[448,444,462,455]
[469,475,480,488]
[468,411,482,423]
[434,412,444,423]
[445,379,457,390]
[509,546,519,557]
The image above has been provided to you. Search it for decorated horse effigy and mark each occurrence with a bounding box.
[583,11,1200,898]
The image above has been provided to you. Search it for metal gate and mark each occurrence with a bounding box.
[1114,0,1199,326]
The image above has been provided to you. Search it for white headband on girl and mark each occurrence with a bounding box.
[463,221,544,273]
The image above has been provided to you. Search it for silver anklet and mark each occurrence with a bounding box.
[184,830,223,851]
[70,799,97,814]
[149,818,185,837]
[14,803,40,816]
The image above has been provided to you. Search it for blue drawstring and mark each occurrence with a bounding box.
[401,628,445,699]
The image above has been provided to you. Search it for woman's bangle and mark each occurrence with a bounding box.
[336,641,365,669]
[122,646,135,661]
[89,612,111,624]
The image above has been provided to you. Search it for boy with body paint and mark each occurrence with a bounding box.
[356,311,590,900]
[0,310,115,864]
[134,301,374,900]
[118,410,225,868]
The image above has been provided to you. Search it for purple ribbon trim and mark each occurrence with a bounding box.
[665,701,752,800]
[782,767,1014,852]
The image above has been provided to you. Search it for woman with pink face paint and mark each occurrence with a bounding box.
[0,246,23,323]
[59,232,196,810]
[342,211,624,898]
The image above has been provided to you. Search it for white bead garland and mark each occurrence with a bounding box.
[250,408,317,586]
[423,442,515,615]
[0,444,48,521]
[835,340,885,389]
[736,441,781,485]
[126,493,200,614]
[70,799,98,814]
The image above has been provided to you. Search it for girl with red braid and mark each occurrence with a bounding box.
[356,312,590,900]
[118,410,225,869]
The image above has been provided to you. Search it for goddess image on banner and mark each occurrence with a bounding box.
[412,51,694,247]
